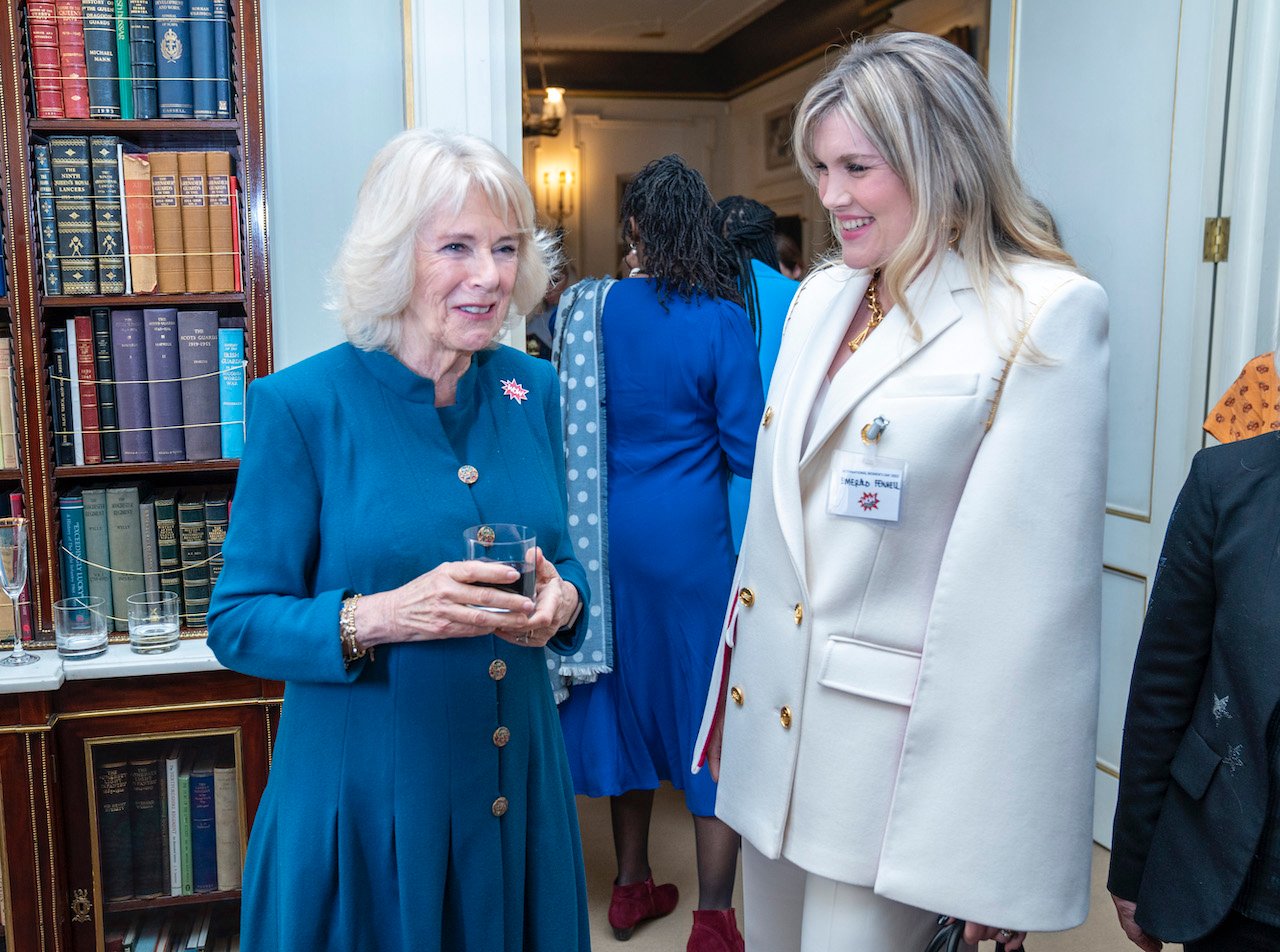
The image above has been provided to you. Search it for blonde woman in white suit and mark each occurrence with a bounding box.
[693,32,1109,951]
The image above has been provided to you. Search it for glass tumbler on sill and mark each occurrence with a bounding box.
[127,591,181,654]
[54,595,109,659]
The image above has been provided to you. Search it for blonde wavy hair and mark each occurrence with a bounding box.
[793,32,1076,344]
[328,129,558,355]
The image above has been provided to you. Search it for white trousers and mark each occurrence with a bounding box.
[742,840,963,952]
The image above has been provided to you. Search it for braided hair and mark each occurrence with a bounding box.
[621,155,741,309]
[717,195,781,346]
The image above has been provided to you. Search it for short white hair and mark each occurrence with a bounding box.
[328,129,558,354]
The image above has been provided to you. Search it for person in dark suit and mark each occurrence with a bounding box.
[1109,433,1280,951]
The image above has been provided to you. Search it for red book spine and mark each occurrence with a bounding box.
[55,0,91,119]
[27,3,65,118]
[73,314,103,464]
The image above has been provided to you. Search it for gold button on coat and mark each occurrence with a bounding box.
[762,406,774,427]
[491,796,509,817]
[779,706,793,729]
[488,659,507,681]
[492,726,511,748]
[730,686,744,706]
[458,464,479,485]
[793,604,803,625]
[738,587,755,607]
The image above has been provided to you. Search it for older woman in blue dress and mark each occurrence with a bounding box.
[207,129,590,951]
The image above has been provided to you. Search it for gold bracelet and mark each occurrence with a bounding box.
[340,594,372,666]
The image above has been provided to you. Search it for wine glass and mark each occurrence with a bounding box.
[0,517,36,667]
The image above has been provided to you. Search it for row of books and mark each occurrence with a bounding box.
[49,308,246,467]
[60,485,227,629]
[35,136,241,296]
[0,340,20,470]
[27,0,234,121]
[94,743,242,903]
[106,907,240,952]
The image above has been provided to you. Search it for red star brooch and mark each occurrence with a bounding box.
[501,378,529,403]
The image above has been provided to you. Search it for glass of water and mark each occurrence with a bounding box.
[54,595,109,659]
[127,591,180,654]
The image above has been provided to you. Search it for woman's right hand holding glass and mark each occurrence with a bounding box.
[353,561,535,648]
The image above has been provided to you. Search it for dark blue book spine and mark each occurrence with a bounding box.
[142,307,186,461]
[90,135,125,294]
[211,0,231,118]
[188,0,215,120]
[47,135,97,295]
[82,0,122,118]
[154,0,193,118]
[128,0,159,119]
[49,326,77,464]
[91,307,122,463]
[108,309,153,463]
[188,762,217,892]
[59,492,90,597]
[32,143,61,295]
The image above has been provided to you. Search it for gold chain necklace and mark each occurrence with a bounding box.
[846,269,885,354]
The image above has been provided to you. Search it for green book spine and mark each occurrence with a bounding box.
[81,487,115,625]
[47,135,97,294]
[177,491,208,628]
[203,489,228,588]
[114,0,134,119]
[89,135,125,293]
[105,485,145,631]
[178,758,193,895]
[153,493,184,617]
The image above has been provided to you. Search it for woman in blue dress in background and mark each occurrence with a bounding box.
[717,196,801,550]
[207,129,590,951]
[556,155,763,952]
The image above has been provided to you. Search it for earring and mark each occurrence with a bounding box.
[629,243,637,253]
[947,227,960,246]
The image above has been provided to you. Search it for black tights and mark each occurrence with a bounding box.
[610,789,741,909]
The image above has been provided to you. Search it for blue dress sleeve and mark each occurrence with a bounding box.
[206,378,357,683]
[714,302,765,479]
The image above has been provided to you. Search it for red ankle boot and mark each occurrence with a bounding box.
[686,908,745,952]
[608,875,679,940]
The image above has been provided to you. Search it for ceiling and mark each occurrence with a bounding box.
[522,0,902,99]
[525,0,785,54]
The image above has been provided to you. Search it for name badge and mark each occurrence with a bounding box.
[827,449,906,522]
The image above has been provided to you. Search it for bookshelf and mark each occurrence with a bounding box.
[1,0,273,642]
[0,0,279,949]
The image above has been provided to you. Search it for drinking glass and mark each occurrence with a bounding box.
[127,591,181,653]
[54,595,109,659]
[463,524,536,612]
[0,517,36,667]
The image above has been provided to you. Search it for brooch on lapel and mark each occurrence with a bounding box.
[501,378,529,404]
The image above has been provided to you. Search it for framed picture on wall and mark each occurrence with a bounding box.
[764,104,796,170]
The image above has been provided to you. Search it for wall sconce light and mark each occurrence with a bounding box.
[542,169,575,227]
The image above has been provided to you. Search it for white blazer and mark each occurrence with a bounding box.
[693,251,1108,932]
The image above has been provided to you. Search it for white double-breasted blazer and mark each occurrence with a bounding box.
[693,251,1109,931]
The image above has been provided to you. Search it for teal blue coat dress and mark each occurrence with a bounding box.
[207,343,591,952]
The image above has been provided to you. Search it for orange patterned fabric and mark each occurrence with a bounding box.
[1204,352,1280,442]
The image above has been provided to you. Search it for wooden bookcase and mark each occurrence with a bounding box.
[0,0,273,640]
[0,1,278,949]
